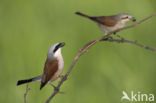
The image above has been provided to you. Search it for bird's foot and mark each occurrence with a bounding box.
[107,36,113,39]
[59,75,68,81]
[58,75,64,82]
[101,36,113,41]
[59,75,64,78]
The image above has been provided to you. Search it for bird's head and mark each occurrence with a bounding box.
[47,42,65,59]
[118,13,136,24]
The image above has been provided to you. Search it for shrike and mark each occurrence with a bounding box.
[17,42,65,90]
[75,12,136,36]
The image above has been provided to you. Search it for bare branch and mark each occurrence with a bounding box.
[24,84,30,103]
[45,14,156,103]
[101,37,156,51]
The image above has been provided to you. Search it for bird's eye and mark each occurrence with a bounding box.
[122,16,128,19]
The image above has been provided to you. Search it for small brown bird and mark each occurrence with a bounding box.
[75,12,136,35]
[17,42,65,90]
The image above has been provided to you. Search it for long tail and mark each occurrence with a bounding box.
[75,12,92,18]
[75,12,98,22]
[17,75,42,86]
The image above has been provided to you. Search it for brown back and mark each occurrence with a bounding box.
[92,16,117,26]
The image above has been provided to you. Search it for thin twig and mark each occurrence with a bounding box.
[101,37,156,51]
[45,14,156,103]
[24,84,30,103]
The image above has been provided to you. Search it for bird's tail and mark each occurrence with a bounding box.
[75,12,98,23]
[75,12,91,18]
[17,75,42,86]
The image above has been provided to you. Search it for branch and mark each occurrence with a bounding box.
[24,84,30,103]
[45,14,156,103]
[101,36,156,51]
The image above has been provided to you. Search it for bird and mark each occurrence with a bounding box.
[17,42,65,90]
[75,12,136,36]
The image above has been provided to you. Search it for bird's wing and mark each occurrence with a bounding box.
[93,16,117,27]
[40,59,58,89]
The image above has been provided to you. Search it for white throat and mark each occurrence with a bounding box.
[47,48,62,60]
[54,48,62,58]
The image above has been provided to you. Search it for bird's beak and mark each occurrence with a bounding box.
[59,42,65,48]
[130,17,136,22]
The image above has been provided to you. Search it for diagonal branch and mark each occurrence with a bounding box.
[45,14,156,103]
[101,37,156,51]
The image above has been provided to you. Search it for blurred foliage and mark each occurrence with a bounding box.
[0,0,156,103]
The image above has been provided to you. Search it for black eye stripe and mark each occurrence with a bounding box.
[122,16,128,19]
[53,43,61,53]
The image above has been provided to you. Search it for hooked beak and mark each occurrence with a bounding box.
[130,17,136,22]
[59,42,65,48]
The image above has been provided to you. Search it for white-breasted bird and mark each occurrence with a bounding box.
[17,42,65,90]
[75,12,136,36]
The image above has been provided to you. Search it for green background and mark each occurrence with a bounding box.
[0,0,156,103]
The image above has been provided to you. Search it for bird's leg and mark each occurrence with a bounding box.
[58,75,65,82]
[107,36,113,39]
[59,75,68,81]
[102,36,113,41]
[59,75,64,78]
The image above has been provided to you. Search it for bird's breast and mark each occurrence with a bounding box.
[98,22,125,33]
